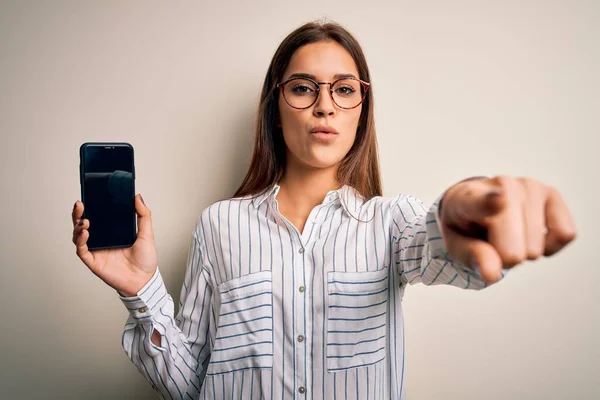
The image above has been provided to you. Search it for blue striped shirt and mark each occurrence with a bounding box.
[120,184,499,399]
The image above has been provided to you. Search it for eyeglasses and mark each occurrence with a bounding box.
[276,76,371,110]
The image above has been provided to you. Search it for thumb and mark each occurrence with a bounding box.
[444,179,507,226]
[135,194,154,240]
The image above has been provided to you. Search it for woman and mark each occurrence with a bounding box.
[71,21,576,399]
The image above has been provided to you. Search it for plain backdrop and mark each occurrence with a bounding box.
[1,1,598,399]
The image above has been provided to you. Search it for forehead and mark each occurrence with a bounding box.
[283,41,359,80]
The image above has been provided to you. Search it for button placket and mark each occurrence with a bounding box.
[295,231,308,399]
[298,244,306,294]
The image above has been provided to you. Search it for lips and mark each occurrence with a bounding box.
[310,125,338,141]
[311,125,338,134]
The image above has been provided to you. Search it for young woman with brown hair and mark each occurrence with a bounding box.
[71,20,576,400]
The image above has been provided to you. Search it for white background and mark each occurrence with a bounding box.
[0,1,598,398]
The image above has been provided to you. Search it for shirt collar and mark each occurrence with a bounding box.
[251,183,279,208]
[252,183,364,217]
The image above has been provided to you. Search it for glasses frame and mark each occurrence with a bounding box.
[276,76,371,110]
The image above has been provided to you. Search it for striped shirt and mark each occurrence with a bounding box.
[119,183,500,399]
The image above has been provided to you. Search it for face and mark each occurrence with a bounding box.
[278,41,362,173]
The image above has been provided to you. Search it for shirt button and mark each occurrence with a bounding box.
[298,386,306,394]
[297,335,304,343]
[298,247,304,254]
[298,286,305,293]
[138,307,148,313]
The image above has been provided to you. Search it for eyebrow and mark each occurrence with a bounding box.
[286,72,358,81]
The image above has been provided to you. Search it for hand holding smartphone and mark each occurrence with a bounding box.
[72,142,158,296]
[79,142,137,250]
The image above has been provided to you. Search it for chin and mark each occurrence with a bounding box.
[287,145,349,171]
[303,155,346,170]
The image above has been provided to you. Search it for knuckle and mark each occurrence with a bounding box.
[517,176,537,192]
[500,249,526,267]
[555,229,577,246]
[518,175,534,183]
[491,175,513,189]
[546,185,558,196]
[526,247,543,260]
[546,185,565,202]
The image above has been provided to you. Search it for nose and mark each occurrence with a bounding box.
[313,86,336,117]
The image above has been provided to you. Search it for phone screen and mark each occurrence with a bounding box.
[80,143,136,250]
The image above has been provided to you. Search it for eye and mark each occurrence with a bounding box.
[291,84,315,95]
[334,85,356,96]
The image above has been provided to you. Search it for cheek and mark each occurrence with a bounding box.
[350,109,361,130]
[280,114,297,131]
[342,111,361,145]
[279,106,308,145]
[279,101,300,130]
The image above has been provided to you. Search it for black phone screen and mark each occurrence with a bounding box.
[80,143,136,250]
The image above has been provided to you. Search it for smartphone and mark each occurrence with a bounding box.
[79,142,137,250]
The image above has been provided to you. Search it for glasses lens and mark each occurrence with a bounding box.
[332,78,363,109]
[283,78,319,108]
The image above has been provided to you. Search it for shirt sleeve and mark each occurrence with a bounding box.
[390,194,506,289]
[119,231,213,399]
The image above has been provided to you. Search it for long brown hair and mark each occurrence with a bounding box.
[233,20,382,200]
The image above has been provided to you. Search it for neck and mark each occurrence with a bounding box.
[277,161,341,212]
[277,159,341,234]
[274,157,343,235]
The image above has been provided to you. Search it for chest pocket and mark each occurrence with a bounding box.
[326,267,389,372]
[206,271,273,375]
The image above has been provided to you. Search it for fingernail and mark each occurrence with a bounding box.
[77,219,83,226]
[140,194,146,206]
[486,188,503,198]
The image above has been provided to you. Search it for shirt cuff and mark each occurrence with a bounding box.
[118,268,168,321]
[425,194,451,260]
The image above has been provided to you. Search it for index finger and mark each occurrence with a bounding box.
[72,200,84,226]
[443,178,507,227]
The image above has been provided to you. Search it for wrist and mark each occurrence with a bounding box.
[119,269,156,297]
